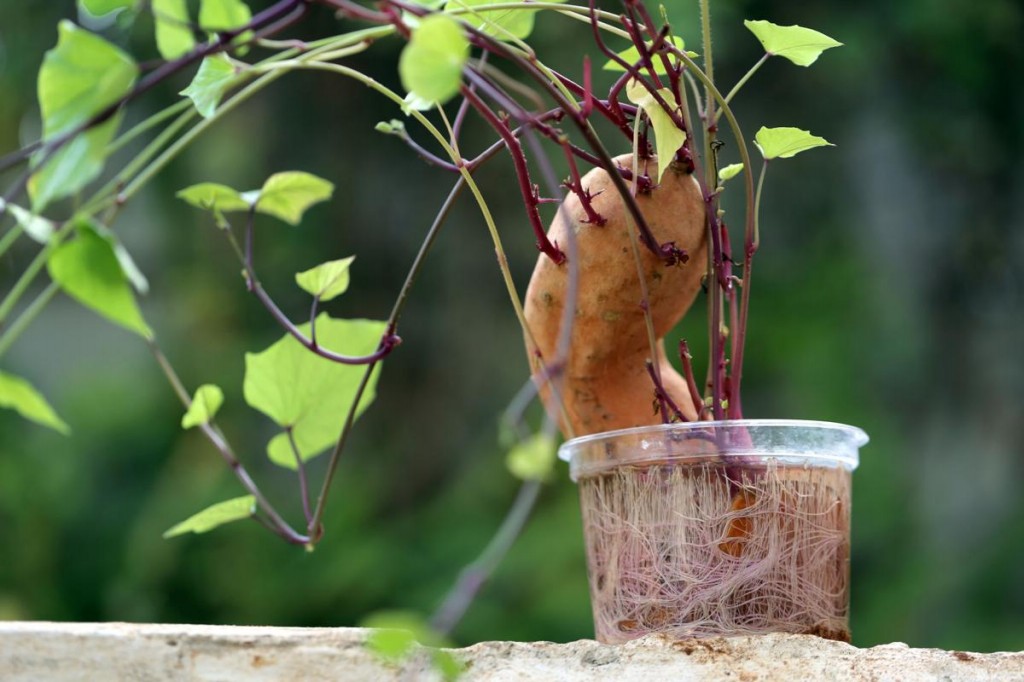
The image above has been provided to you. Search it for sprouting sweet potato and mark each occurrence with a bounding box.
[524,154,707,437]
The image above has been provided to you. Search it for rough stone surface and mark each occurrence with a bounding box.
[1,622,1023,681]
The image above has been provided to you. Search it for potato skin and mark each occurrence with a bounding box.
[524,154,706,437]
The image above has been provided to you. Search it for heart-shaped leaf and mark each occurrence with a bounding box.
[626,80,686,181]
[198,0,251,31]
[0,199,55,244]
[163,495,256,538]
[47,219,152,338]
[506,433,557,481]
[243,315,386,468]
[744,20,841,67]
[80,0,138,16]
[0,370,69,434]
[153,0,196,59]
[295,256,355,302]
[253,171,334,226]
[445,0,560,41]
[603,36,694,75]
[30,21,138,211]
[181,54,241,118]
[181,384,224,429]
[754,126,833,160]
[718,163,744,182]
[399,15,469,105]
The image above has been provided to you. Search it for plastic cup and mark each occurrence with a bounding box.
[559,420,868,643]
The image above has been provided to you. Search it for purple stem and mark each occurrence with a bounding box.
[286,426,313,525]
[429,480,541,637]
[317,0,391,23]
[309,174,471,539]
[630,1,683,102]
[561,143,605,226]
[243,208,400,365]
[460,82,566,264]
[678,339,706,417]
[550,69,633,139]
[646,359,686,422]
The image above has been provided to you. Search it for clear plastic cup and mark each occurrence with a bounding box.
[559,420,867,643]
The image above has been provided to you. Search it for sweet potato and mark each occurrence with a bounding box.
[524,154,707,437]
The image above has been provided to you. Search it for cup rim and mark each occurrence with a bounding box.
[557,418,870,462]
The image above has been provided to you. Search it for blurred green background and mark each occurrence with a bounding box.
[1,0,1022,652]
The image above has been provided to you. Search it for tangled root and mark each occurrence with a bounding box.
[579,461,851,643]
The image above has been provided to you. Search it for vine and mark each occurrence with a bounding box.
[0,0,842,654]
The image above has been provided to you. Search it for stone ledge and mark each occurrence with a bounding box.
[1,622,1022,681]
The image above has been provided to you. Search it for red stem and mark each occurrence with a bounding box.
[560,143,605,226]
[678,340,705,417]
[460,83,566,264]
[646,360,686,422]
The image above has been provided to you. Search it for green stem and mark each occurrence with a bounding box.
[85,33,387,216]
[729,160,767,419]
[0,282,58,359]
[699,0,715,126]
[107,99,193,157]
[4,32,387,337]
[81,108,197,216]
[0,224,22,261]
[674,53,755,238]
[0,223,67,327]
[444,2,630,39]
[718,53,768,119]
[308,177,468,542]
[148,339,308,544]
[753,159,768,248]
[114,73,282,209]
[252,59,535,341]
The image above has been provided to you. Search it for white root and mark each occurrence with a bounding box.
[579,461,851,643]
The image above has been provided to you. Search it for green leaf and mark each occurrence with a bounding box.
[198,0,252,31]
[252,171,334,226]
[401,92,434,114]
[445,0,555,41]
[718,163,744,182]
[295,256,355,302]
[29,21,139,211]
[0,370,69,435]
[362,611,460,679]
[79,0,138,16]
[180,54,240,118]
[366,624,418,660]
[0,199,55,244]
[432,650,464,681]
[754,126,833,160]
[177,182,250,212]
[625,80,686,181]
[505,432,557,481]
[30,119,123,213]
[162,495,256,538]
[399,15,469,106]
[47,219,152,338]
[111,238,149,294]
[363,611,442,657]
[153,0,196,60]
[603,36,692,75]
[243,315,386,468]
[182,384,224,429]
[178,173,333,226]
[744,20,842,67]
[374,119,405,135]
